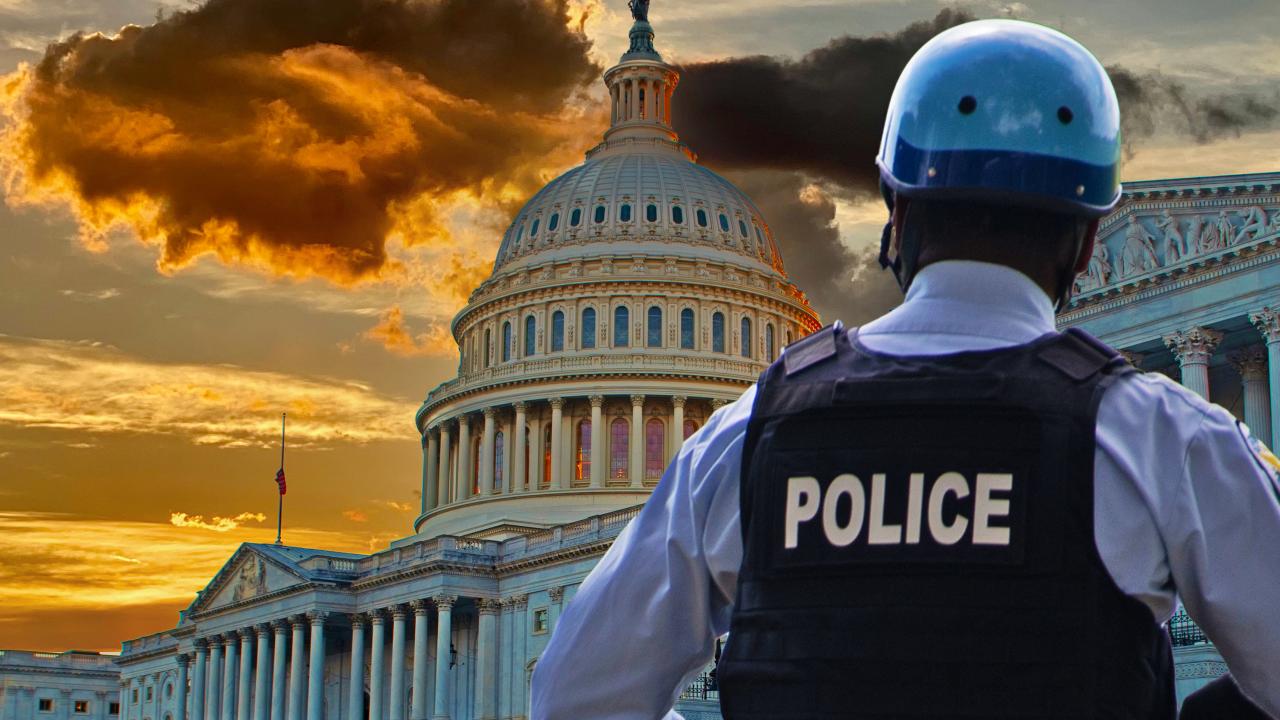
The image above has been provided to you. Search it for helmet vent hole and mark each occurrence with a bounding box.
[958,96,977,115]
[1058,106,1074,124]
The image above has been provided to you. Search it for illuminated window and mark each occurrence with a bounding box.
[614,306,629,347]
[76,702,89,715]
[610,418,629,479]
[684,419,699,439]
[741,317,753,358]
[766,323,775,360]
[39,700,53,713]
[575,419,592,482]
[680,308,694,349]
[502,322,512,362]
[524,315,536,357]
[551,311,564,352]
[719,213,730,232]
[594,205,606,223]
[786,329,793,346]
[548,213,559,232]
[494,431,504,491]
[672,205,684,224]
[647,306,662,347]
[646,204,658,222]
[581,308,596,349]
[620,204,632,222]
[570,208,582,227]
[645,418,664,480]
[696,208,708,227]
[712,312,725,353]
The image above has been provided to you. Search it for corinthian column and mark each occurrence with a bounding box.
[512,402,527,494]
[422,431,438,513]
[670,396,686,464]
[480,408,497,495]
[347,616,366,720]
[252,626,270,720]
[410,602,429,720]
[206,638,223,720]
[1163,326,1223,399]
[1252,307,1280,451]
[1231,346,1272,444]
[436,423,452,507]
[549,398,565,489]
[589,396,604,488]
[176,655,190,720]
[236,630,253,720]
[630,395,644,487]
[305,613,326,720]
[431,597,456,720]
[269,622,287,720]
[476,601,500,720]
[191,641,208,720]
[511,596,528,720]
[286,618,306,720]
[221,634,237,720]
[388,607,407,720]
[368,611,386,720]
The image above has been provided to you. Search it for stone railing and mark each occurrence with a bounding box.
[0,650,116,669]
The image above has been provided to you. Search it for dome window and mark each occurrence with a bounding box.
[719,213,730,233]
[551,311,565,352]
[620,204,633,222]
[531,219,540,237]
[672,206,685,224]
[549,213,560,232]
[712,312,725,353]
[646,204,658,222]
[594,205,607,224]
[741,317,753,358]
[680,308,695,349]
[524,315,536,357]
[502,321,512,363]
[739,220,749,237]
[614,306,630,347]
[766,323,776,360]
[647,306,662,347]
[756,226,769,257]
[581,307,597,349]
[696,209,708,228]
[571,208,582,227]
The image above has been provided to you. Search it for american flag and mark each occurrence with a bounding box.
[275,468,287,496]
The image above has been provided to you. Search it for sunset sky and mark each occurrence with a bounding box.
[0,0,1277,651]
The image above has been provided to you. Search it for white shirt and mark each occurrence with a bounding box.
[530,260,1280,719]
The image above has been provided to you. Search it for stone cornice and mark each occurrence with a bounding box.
[0,665,120,680]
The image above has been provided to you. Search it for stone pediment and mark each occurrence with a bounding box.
[191,545,306,615]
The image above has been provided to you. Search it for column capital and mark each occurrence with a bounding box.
[549,397,565,410]
[348,613,366,628]
[476,598,501,615]
[548,586,564,602]
[505,593,528,609]
[630,394,645,406]
[589,394,604,408]
[254,623,271,638]
[238,627,255,640]
[289,615,308,629]
[390,604,408,620]
[711,398,728,410]
[193,638,209,650]
[409,599,430,615]
[1251,307,1280,344]
[432,595,457,610]
[224,631,240,643]
[176,653,191,668]
[483,406,496,419]
[367,608,386,625]
[671,395,686,409]
[1230,346,1269,380]
[513,400,528,413]
[1163,326,1223,366]
[271,618,290,632]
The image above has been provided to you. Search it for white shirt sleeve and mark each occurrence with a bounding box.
[529,388,755,720]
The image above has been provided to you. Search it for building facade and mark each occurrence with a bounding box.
[0,651,120,720]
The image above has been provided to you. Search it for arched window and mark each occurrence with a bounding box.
[756,226,768,258]
[614,306,629,347]
[551,311,565,352]
[619,204,633,222]
[548,213,560,232]
[646,204,658,222]
[502,321,512,362]
[543,426,552,488]
[680,308,695,349]
[483,328,491,368]
[645,418,664,480]
[683,419,699,439]
[531,218,540,237]
[570,208,582,227]
[610,418,629,479]
[524,315,536,357]
[766,323,776,360]
[672,206,685,224]
[494,431,504,491]
[786,329,793,346]
[647,306,662,347]
[712,312,725,353]
[575,419,592,482]
[594,205,606,224]
[739,219,749,237]
[581,307,596,349]
[516,224,524,244]
[719,213,730,232]
[696,208,708,227]
[741,317,753,358]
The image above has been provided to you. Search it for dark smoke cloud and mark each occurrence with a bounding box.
[1107,66,1280,152]
[4,0,599,284]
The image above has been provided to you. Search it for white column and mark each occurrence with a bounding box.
[1163,326,1223,399]
[347,616,366,720]
[497,602,513,720]
[206,639,223,720]
[221,634,237,720]
[431,597,456,720]
[512,402,527,494]
[549,399,565,490]
[252,626,270,720]
[191,643,208,720]
[1231,347,1273,444]
[630,78,640,122]
[511,596,528,719]
[480,408,497,495]
[286,618,306,720]
[436,423,452,507]
[1251,307,1280,451]
[410,602,430,720]
[305,613,325,720]
[476,601,499,720]
[118,683,129,720]
[422,431,438,513]
[529,416,544,491]
[176,655,190,720]
[457,417,473,500]
[630,395,644,487]
[670,396,686,463]
[589,396,604,488]
[368,611,386,720]
[388,607,407,720]
[269,622,287,720]
[236,630,253,720]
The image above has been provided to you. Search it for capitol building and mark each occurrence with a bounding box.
[4,11,1278,720]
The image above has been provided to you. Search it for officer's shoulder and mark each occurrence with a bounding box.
[780,322,844,377]
[1110,368,1223,426]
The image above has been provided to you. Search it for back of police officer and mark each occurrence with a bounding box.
[531,19,1280,720]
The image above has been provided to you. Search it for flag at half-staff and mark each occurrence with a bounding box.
[275,467,287,495]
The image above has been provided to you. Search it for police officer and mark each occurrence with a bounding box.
[1181,674,1271,720]
[530,19,1280,720]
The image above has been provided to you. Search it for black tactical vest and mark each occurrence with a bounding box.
[718,324,1174,720]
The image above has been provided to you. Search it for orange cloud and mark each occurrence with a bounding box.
[342,509,368,523]
[362,305,454,358]
[169,511,267,532]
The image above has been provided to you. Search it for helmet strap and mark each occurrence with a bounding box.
[877,182,913,293]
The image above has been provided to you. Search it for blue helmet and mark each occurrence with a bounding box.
[877,19,1122,217]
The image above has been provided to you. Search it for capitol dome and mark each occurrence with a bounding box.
[410,14,821,540]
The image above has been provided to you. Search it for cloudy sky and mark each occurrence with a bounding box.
[0,0,1276,651]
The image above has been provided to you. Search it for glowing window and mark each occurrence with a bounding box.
[524,315,536,356]
[610,417,629,479]
[620,204,632,222]
[696,208,708,227]
[582,308,596,349]
[645,418,664,480]
[680,308,694,349]
[672,206,685,224]
[614,306,630,347]
[570,208,582,227]
[551,311,565,352]
[548,213,560,232]
[741,317,753,358]
[683,419,699,439]
[575,419,592,481]
[646,204,658,222]
[542,426,552,487]
[647,306,662,347]
[712,312,725,353]
[594,205,606,223]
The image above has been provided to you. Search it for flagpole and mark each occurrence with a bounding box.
[276,412,285,545]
